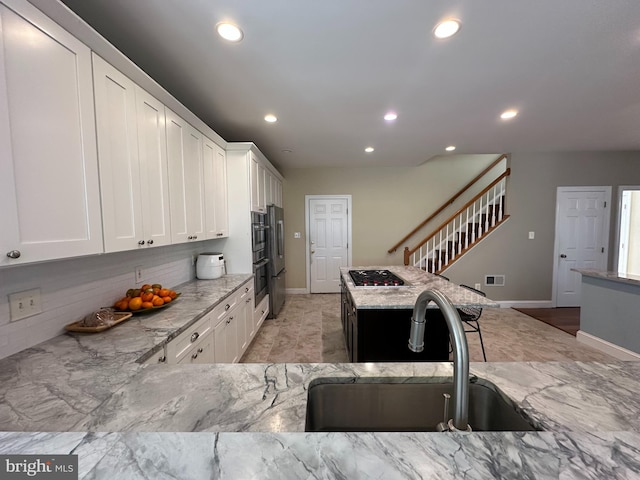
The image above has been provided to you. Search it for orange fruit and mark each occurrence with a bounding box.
[159,288,170,298]
[162,296,172,303]
[140,284,151,292]
[141,291,154,302]
[169,290,177,299]
[141,301,153,309]
[114,299,128,311]
[152,296,164,307]
[129,297,143,311]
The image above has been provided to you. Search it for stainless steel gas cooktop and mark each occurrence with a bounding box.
[348,269,407,287]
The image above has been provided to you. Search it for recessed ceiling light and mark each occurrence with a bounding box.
[264,114,277,123]
[364,147,375,153]
[216,22,243,42]
[500,109,518,120]
[434,19,461,39]
[384,112,398,121]
[281,149,293,154]
[445,145,456,152]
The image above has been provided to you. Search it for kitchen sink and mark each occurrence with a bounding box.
[305,376,540,432]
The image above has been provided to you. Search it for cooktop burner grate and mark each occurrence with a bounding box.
[348,269,406,287]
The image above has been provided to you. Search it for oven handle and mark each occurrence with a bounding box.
[253,258,270,269]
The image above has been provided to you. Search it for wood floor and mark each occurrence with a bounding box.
[512,307,580,336]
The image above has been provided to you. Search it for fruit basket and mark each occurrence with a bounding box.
[130,293,181,314]
[112,283,180,314]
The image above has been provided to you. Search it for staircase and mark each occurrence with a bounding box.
[389,155,510,274]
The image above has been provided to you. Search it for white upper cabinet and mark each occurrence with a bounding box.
[134,86,172,247]
[166,109,205,243]
[203,136,228,239]
[250,152,264,213]
[0,0,103,266]
[93,54,171,252]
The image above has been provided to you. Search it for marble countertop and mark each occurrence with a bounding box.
[341,265,499,309]
[573,268,640,287]
[2,271,640,478]
[1,361,640,477]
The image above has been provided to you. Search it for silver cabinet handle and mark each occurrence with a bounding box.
[246,298,251,304]
[191,352,199,360]
[6,250,20,259]
[188,236,193,240]
[193,235,198,240]
[138,240,145,246]
[225,304,231,311]
[190,332,200,343]
[158,356,166,363]
[245,287,249,293]
[147,239,154,245]
[560,254,567,258]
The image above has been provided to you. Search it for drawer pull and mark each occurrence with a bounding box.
[6,250,21,259]
[225,303,231,311]
[158,356,166,363]
[190,332,200,343]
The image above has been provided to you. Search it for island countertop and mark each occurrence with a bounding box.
[341,265,499,309]
[573,268,640,287]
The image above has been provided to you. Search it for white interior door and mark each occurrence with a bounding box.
[307,196,351,293]
[554,187,610,307]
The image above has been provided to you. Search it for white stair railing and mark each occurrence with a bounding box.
[407,173,509,273]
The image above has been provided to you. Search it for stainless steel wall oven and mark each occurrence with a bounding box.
[251,212,269,304]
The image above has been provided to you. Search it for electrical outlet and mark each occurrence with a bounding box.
[9,288,42,321]
[475,283,481,290]
[528,231,535,240]
[135,266,144,283]
[294,232,301,239]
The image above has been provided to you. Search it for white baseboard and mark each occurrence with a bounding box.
[576,331,640,361]
[286,288,309,294]
[499,300,553,309]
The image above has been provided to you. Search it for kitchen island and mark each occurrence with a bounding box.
[1,276,640,478]
[340,266,498,362]
[574,269,640,360]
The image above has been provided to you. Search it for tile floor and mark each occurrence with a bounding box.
[240,294,616,363]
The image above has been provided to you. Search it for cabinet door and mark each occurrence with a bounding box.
[166,110,204,243]
[213,144,229,237]
[184,124,205,239]
[250,152,261,213]
[242,288,255,347]
[0,1,102,265]
[135,86,171,247]
[258,163,268,212]
[92,54,142,252]
[203,137,228,239]
[264,170,273,207]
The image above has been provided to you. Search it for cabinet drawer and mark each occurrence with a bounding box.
[177,332,214,364]
[166,313,213,363]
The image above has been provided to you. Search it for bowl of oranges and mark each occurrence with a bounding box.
[113,283,180,314]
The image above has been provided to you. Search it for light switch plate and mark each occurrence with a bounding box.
[528,231,535,239]
[294,232,301,239]
[9,288,42,321]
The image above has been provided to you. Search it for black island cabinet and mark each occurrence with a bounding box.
[340,278,450,362]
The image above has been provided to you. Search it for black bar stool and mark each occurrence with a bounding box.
[457,284,487,362]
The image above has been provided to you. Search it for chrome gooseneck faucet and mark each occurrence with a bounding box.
[408,289,471,432]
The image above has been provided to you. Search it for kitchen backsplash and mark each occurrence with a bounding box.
[0,240,227,360]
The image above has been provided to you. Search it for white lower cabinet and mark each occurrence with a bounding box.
[162,280,262,364]
[254,295,269,334]
[165,312,213,364]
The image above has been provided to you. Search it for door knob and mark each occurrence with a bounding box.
[560,254,567,258]
[311,250,315,254]
[6,250,21,259]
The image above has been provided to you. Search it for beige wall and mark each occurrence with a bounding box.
[281,154,500,290]
[282,151,640,300]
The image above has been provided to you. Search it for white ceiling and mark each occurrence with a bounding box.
[58,0,640,170]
